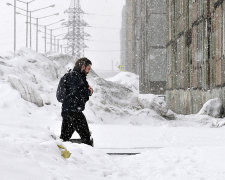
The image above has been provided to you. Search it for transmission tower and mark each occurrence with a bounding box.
[64,0,89,59]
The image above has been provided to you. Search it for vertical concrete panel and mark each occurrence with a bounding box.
[185,89,191,114]
[180,89,185,114]
[215,5,222,86]
[180,36,185,89]
[221,2,225,86]
[202,16,209,90]
[192,26,198,88]
[192,1,198,21]
[211,11,216,88]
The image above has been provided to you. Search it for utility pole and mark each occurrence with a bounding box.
[14,0,16,54]
[57,39,59,53]
[26,2,28,47]
[42,19,64,54]
[10,0,36,48]
[30,11,32,48]
[7,2,56,52]
[50,29,53,52]
[44,26,47,53]
[36,18,38,52]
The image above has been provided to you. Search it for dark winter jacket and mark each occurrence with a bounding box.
[62,68,91,113]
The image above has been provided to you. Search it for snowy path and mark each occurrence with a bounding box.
[89,125,225,180]
[88,125,225,149]
[2,111,225,180]
[50,124,225,179]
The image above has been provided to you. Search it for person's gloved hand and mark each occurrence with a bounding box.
[88,86,93,96]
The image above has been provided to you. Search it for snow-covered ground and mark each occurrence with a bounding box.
[1,49,225,180]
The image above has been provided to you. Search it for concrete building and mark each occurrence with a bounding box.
[166,0,225,115]
[120,6,127,68]
[121,0,168,94]
[120,1,137,73]
[139,0,167,94]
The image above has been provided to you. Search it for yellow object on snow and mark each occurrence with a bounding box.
[57,145,71,159]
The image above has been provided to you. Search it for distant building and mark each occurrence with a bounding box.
[139,0,167,94]
[166,0,225,114]
[125,0,137,74]
[120,6,126,68]
[121,0,168,95]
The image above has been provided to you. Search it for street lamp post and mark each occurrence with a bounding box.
[42,19,64,53]
[9,0,36,48]
[26,2,28,47]
[17,12,59,52]
[7,2,55,50]
[14,0,16,54]
[17,0,36,47]
[50,29,53,52]
[36,18,38,52]
[57,39,59,53]
[48,25,66,53]
[49,32,66,53]
[35,13,59,52]
[44,26,47,53]
[30,11,32,48]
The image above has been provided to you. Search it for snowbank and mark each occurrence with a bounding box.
[47,53,176,123]
[0,48,58,107]
[138,94,176,120]
[0,79,117,180]
[198,98,224,118]
[8,75,43,107]
[86,71,177,123]
[106,71,139,93]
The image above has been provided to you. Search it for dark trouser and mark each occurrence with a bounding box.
[60,111,93,146]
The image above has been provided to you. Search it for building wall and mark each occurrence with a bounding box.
[121,0,168,94]
[145,0,167,94]
[125,0,136,74]
[166,0,225,114]
[120,6,127,67]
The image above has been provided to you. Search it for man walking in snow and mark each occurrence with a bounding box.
[59,57,93,146]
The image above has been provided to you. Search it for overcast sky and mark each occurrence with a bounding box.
[0,0,125,71]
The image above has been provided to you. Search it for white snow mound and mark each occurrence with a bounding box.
[106,71,139,93]
[0,49,175,124]
[198,98,223,118]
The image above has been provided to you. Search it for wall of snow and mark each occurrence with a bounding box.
[0,49,176,124]
[8,76,44,107]
[0,49,58,106]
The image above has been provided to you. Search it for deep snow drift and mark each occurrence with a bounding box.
[1,49,225,180]
[0,48,176,124]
